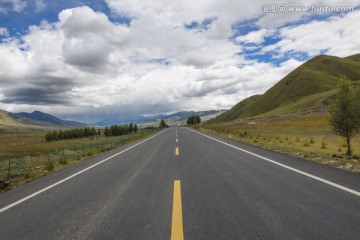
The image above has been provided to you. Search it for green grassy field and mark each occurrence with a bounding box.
[0,129,157,191]
[202,112,360,173]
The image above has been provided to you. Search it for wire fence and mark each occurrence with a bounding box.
[0,130,154,188]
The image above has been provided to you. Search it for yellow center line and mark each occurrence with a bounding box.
[171,180,184,240]
[175,147,179,155]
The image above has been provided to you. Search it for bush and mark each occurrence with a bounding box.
[24,171,34,180]
[44,161,54,171]
[59,156,68,165]
[321,139,327,149]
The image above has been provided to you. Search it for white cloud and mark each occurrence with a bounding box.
[35,0,46,12]
[260,11,360,57]
[236,29,273,44]
[256,0,360,27]
[0,27,8,36]
[0,1,358,122]
[0,0,26,12]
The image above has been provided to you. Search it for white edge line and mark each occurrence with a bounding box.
[0,130,167,214]
[186,128,360,197]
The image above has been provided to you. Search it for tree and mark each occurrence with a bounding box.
[329,76,360,155]
[44,127,99,142]
[159,119,168,129]
[196,115,201,125]
[134,124,138,133]
[104,126,110,137]
[187,115,201,125]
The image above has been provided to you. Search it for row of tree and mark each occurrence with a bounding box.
[45,123,139,142]
[104,123,138,137]
[45,127,100,142]
[187,115,201,125]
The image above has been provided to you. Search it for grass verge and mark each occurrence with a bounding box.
[200,112,360,173]
[0,129,157,192]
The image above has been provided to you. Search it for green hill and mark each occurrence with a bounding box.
[211,53,360,123]
[345,53,360,63]
[209,95,261,123]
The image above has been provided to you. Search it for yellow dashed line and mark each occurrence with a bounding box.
[171,180,184,240]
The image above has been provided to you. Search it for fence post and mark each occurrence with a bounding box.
[47,149,50,162]
[7,157,11,181]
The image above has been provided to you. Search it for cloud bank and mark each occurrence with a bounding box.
[0,0,359,122]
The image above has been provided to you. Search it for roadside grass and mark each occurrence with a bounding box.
[201,112,360,173]
[0,129,157,191]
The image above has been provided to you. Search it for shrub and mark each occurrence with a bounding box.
[321,139,327,149]
[44,161,54,171]
[59,156,68,165]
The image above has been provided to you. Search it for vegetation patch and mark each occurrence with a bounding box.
[201,112,360,173]
[0,129,157,192]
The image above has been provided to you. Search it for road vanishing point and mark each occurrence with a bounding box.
[0,127,359,239]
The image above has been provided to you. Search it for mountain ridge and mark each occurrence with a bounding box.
[211,53,360,123]
[0,109,86,129]
[94,110,226,126]
[0,108,225,129]
[16,111,86,127]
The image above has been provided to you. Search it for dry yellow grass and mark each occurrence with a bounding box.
[202,112,360,173]
[0,129,157,191]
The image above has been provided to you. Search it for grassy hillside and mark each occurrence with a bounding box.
[212,54,360,122]
[0,109,86,131]
[344,53,360,63]
[17,111,85,127]
[208,95,261,123]
[0,109,45,129]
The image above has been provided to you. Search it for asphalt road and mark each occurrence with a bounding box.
[0,127,359,239]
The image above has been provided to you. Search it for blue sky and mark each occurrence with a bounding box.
[0,0,129,37]
[0,0,359,122]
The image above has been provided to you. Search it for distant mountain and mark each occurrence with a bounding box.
[16,111,86,127]
[0,109,39,128]
[94,110,226,126]
[0,109,86,129]
[211,53,360,123]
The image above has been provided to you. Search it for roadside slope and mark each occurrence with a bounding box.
[211,53,360,123]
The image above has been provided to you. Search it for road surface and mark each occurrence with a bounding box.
[0,127,359,239]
